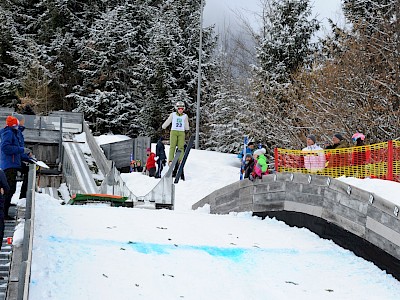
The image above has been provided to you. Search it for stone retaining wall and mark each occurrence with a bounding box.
[192,172,400,279]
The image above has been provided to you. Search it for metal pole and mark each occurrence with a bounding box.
[195,0,204,149]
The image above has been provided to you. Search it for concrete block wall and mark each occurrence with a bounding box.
[192,172,400,264]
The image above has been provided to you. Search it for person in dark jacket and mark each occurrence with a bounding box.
[19,104,36,127]
[155,137,167,178]
[325,133,348,150]
[243,154,255,180]
[0,168,10,250]
[324,133,350,168]
[19,104,35,115]
[0,116,26,219]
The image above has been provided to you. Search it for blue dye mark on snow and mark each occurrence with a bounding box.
[46,235,308,262]
[47,235,248,260]
[129,242,169,255]
[48,235,61,243]
[192,245,245,260]
[127,242,246,260]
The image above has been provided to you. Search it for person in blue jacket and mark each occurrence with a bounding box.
[0,168,10,250]
[0,116,28,220]
[237,142,255,159]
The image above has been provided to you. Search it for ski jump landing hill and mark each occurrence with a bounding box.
[192,172,400,281]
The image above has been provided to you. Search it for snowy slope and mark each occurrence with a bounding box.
[21,142,400,299]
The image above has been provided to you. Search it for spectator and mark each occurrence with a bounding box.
[130,160,144,173]
[302,135,326,173]
[351,132,369,178]
[325,133,348,150]
[155,137,167,178]
[243,154,255,180]
[237,142,256,159]
[19,104,35,115]
[14,113,33,199]
[352,132,366,147]
[162,101,189,165]
[145,148,156,177]
[19,104,36,128]
[324,133,349,169]
[135,160,144,172]
[0,168,9,250]
[252,148,268,180]
[0,116,26,219]
[130,160,135,172]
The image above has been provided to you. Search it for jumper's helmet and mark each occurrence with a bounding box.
[175,101,185,109]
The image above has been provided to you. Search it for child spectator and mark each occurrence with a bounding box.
[243,154,255,180]
[135,160,144,172]
[130,160,144,173]
[251,148,268,180]
[145,148,156,177]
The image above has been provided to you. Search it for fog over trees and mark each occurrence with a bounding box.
[0,0,399,150]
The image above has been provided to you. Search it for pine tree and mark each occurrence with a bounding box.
[0,7,20,106]
[250,0,320,149]
[255,0,320,85]
[267,0,400,147]
[202,28,255,152]
[71,1,153,135]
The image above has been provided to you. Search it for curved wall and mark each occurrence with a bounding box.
[192,172,400,280]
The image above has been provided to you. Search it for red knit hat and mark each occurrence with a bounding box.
[6,116,19,128]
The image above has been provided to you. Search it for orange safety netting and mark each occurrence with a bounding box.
[274,140,400,182]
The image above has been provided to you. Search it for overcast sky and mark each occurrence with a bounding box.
[204,0,344,36]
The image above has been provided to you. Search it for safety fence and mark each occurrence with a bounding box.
[274,140,400,182]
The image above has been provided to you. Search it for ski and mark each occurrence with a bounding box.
[29,158,50,169]
[174,135,195,184]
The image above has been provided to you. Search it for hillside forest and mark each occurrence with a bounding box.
[0,0,399,152]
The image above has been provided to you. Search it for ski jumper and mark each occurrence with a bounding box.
[162,112,189,162]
